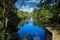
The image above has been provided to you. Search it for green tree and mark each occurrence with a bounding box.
[32,0,60,30]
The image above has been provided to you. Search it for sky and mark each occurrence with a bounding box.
[15,0,40,13]
[15,0,56,13]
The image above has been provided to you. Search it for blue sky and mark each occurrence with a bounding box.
[15,0,40,13]
[15,0,56,13]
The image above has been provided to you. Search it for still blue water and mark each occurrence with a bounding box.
[18,18,45,40]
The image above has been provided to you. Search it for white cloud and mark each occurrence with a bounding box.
[19,5,34,13]
[19,0,41,13]
[42,0,45,3]
[25,0,40,3]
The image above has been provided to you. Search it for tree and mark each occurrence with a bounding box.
[32,0,60,30]
[0,0,30,40]
[0,0,19,40]
[17,10,29,26]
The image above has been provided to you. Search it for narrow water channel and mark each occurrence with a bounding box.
[18,18,45,40]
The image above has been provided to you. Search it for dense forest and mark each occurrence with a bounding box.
[0,0,29,40]
[31,0,60,30]
[0,0,60,40]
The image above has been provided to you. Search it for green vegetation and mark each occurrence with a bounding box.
[17,10,29,26]
[0,0,29,40]
[0,0,60,40]
[31,0,60,31]
[17,10,29,19]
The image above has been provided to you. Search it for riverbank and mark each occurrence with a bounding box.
[46,27,60,40]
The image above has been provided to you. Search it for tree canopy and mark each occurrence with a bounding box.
[32,0,60,30]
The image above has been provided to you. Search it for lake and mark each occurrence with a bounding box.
[18,18,46,40]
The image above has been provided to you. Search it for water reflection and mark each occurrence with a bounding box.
[18,18,45,40]
[25,18,33,25]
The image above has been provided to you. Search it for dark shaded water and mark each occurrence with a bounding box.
[18,18,45,40]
